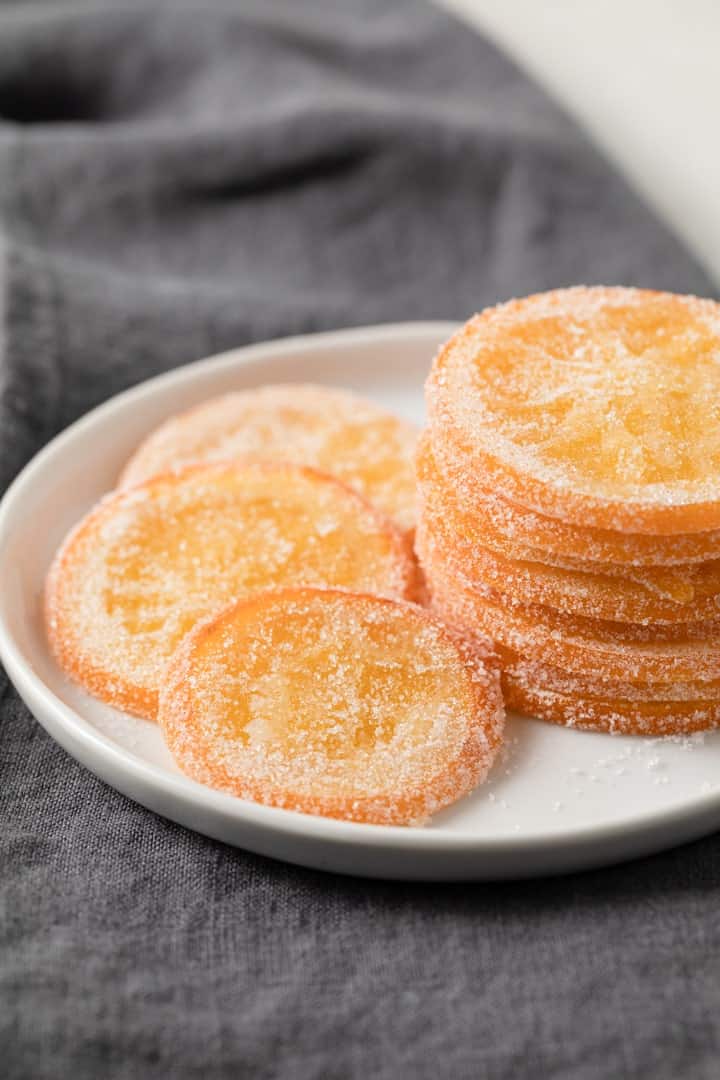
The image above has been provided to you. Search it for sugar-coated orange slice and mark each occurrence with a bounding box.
[419,512,720,625]
[503,650,720,703]
[45,462,417,720]
[420,488,719,611]
[159,588,504,825]
[504,675,720,736]
[418,431,720,569]
[417,526,720,685]
[417,518,720,641]
[120,384,418,534]
[427,287,720,534]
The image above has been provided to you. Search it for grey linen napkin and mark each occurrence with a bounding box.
[1,3,718,1078]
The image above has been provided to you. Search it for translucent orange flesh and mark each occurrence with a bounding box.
[120,383,419,535]
[45,462,417,720]
[427,287,720,533]
[159,588,504,825]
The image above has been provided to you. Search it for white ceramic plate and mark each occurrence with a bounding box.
[2,322,720,881]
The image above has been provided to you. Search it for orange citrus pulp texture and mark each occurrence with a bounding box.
[46,461,416,720]
[160,588,504,825]
[121,384,419,536]
[420,288,720,734]
[428,287,720,533]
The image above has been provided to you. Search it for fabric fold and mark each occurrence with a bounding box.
[1,4,717,1078]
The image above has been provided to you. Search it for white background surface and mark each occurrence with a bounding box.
[437,1,720,286]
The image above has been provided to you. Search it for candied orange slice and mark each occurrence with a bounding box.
[417,526,720,685]
[418,432,720,569]
[420,512,720,625]
[503,650,720,703]
[159,588,504,825]
[428,287,720,534]
[45,462,417,720]
[417,519,720,642]
[504,675,720,736]
[420,493,712,607]
[120,384,418,534]
[421,490,717,610]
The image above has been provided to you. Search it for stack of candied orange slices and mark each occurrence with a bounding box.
[45,384,504,825]
[120,383,419,538]
[419,286,720,736]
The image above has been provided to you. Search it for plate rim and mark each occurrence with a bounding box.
[2,320,720,875]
